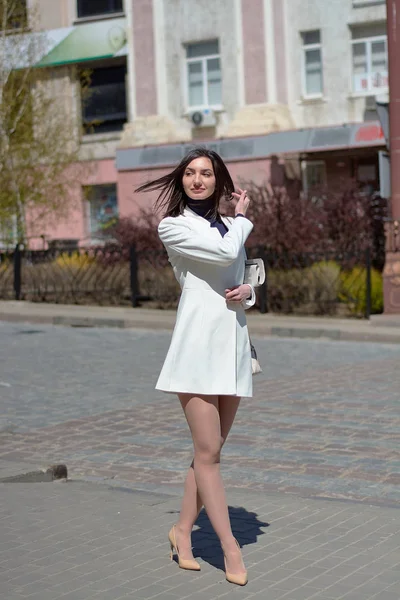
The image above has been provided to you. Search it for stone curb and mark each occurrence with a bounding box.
[0,464,68,483]
[2,309,400,344]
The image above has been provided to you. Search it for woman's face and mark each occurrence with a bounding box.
[182,157,216,200]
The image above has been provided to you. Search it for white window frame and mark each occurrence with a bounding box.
[351,34,388,95]
[301,160,327,195]
[184,43,223,111]
[301,31,323,99]
[352,0,385,7]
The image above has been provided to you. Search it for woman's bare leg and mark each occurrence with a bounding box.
[173,459,201,561]
[176,395,241,546]
[174,394,245,574]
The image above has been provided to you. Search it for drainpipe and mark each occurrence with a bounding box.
[387,0,400,220]
[125,0,136,123]
[383,0,400,313]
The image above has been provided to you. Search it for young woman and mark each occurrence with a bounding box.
[137,148,255,586]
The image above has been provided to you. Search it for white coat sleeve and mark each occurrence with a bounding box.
[158,216,253,266]
[242,284,256,310]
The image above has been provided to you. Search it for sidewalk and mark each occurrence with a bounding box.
[1,318,399,599]
[1,463,399,600]
[1,300,400,343]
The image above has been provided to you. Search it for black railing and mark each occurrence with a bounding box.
[0,243,377,318]
[248,247,375,319]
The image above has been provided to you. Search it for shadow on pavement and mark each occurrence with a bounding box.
[188,505,270,571]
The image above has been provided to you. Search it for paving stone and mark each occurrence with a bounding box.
[1,324,400,600]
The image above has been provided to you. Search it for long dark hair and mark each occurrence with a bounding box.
[135,147,234,219]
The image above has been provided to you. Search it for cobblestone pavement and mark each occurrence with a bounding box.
[1,481,400,600]
[0,322,399,506]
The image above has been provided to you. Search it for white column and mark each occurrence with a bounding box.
[153,0,168,115]
[234,0,245,108]
[125,0,136,121]
[264,0,277,104]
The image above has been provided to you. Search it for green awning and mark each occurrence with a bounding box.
[36,17,127,67]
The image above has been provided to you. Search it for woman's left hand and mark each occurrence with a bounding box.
[225,285,252,304]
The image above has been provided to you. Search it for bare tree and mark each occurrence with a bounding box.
[0,0,90,244]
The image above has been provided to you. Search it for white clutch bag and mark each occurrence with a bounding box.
[244,258,265,288]
[250,340,262,375]
[245,259,265,376]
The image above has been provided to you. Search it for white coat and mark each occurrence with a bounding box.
[155,207,255,397]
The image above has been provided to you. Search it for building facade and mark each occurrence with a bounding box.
[15,0,389,244]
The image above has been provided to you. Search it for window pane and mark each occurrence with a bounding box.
[82,65,127,133]
[371,40,388,89]
[302,30,320,45]
[89,184,118,236]
[305,48,322,95]
[187,40,219,58]
[307,163,326,188]
[207,57,222,105]
[3,0,27,29]
[352,42,368,92]
[352,42,367,73]
[371,40,387,69]
[188,61,204,106]
[77,0,123,18]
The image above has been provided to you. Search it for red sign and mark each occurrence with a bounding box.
[355,123,385,144]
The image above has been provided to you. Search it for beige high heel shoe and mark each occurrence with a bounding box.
[168,525,201,571]
[222,538,248,586]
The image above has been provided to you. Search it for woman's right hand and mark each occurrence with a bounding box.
[232,187,251,217]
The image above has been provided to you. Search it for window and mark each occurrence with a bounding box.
[301,30,323,97]
[1,0,27,30]
[81,64,127,134]
[86,184,118,237]
[351,24,387,94]
[77,0,123,19]
[302,161,327,194]
[186,40,222,108]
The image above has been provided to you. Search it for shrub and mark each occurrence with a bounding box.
[241,183,326,253]
[54,251,95,270]
[0,255,13,299]
[266,261,341,315]
[240,177,388,262]
[340,267,383,316]
[138,263,180,309]
[109,208,163,252]
[305,261,341,315]
[22,260,131,304]
[267,268,310,314]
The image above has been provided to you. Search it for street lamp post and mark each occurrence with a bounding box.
[383,0,400,313]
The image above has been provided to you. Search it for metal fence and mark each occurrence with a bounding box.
[0,243,376,318]
[0,244,136,306]
[247,247,374,318]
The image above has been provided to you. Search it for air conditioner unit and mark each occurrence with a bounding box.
[365,95,376,110]
[188,108,217,128]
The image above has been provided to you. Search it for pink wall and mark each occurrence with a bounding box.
[83,159,118,186]
[132,0,157,116]
[26,183,86,248]
[26,157,272,245]
[117,168,170,219]
[241,0,267,104]
[26,159,118,246]
[273,0,288,104]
